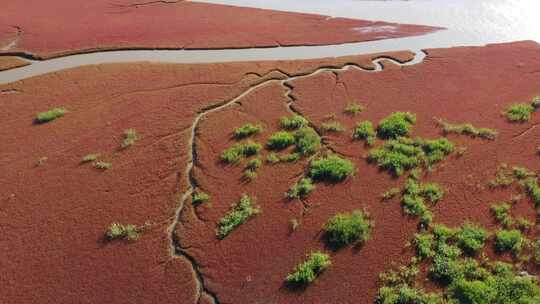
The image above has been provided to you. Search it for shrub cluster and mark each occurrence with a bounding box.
[267,131,295,150]
[35,107,67,123]
[217,194,260,239]
[368,137,454,176]
[353,121,376,146]
[323,210,373,249]
[234,123,262,139]
[308,154,355,182]
[280,115,309,130]
[286,252,331,285]
[377,112,416,139]
[494,229,523,254]
[105,223,144,242]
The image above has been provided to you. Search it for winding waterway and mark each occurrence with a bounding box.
[0,0,539,84]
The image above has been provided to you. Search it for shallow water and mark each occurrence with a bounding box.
[1,0,538,84]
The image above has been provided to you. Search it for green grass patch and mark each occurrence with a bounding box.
[121,128,138,149]
[217,194,260,239]
[368,137,454,176]
[436,118,497,140]
[221,141,262,163]
[266,152,280,164]
[35,107,67,123]
[192,191,210,205]
[321,121,345,133]
[323,210,372,249]
[381,187,401,200]
[286,252,331,286]
[455,222,489,255]
[234,123,262,139]
[293,127,321,156]
[105,223,147,242]
[94,161,112,170]
[344,103,364,115]
[287,178,315,199]
[505,103,534,122]
[353,121,376,146]
[308,154,355,182]
[377,112,416,139]
[280,115,309,130]
[81,153,100,163]
[267,131,295,150]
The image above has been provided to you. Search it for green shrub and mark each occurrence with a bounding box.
[246,158,262,171]
[94,161,112,170]
[353,121,376,146]
[512,166,535,179]
[81,153,99,163]
[516,217,533,231]
[286,252,331,285]
[105,223,144,242]
[308,154,355,182]
[450,280,495,304]
[287,178,315,199]
[402,194,427,216]
[293,127,321,156]
[505,104,534,122]
[243,169,257,181]
[421,183,445,204]
[413,233,435,259]
[532,96,540,109]
[323,210,372,248]
[192,191,210,205]
[36,107,67,123]
[491,203,513,227]
[533,238,540,265]
[523,178,540,206]
[377,112,416,139]
[456,222,489,254]
[217,194,260,239]
[266,152,280,164]
[321,121,345,133]
[280,115,309,130]
[433,224,457,243]
[267,131,295,150]
[221,141,262,163]
[234,123,262,139]
[344,103,364,115]
[121,128,138,148]
[489,163,514,188]
[495,229,523,254]
[436,118,497,140]
[376,285,442,304]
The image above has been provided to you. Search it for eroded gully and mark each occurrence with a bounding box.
[167,51,427,304]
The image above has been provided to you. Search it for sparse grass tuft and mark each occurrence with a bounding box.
[344,103,364,115]
[234,123,262,139]
[287,178,315,199]
[280,115,309,130]
[505,104,534,122]
[192,191,210,205]
[377,112,416,139]
[121,128,138,149]
[286,252,331,285]
[321,121,345,133]
[221,141,262,163]
[491,202,513,227]
[280,153,301,162]
[81,153,100,163]
[243,169,257,181]
[267,131,295,150]
[308,154,355,182]
[323,210,372,249]
[488,163,514,188]
[382,187,401,200]
[105,223,146,242]
[94,161,112,170]
[266,152,280,164]
[524,178,540,206]
[246,158,261,171]
[36,107,67,123]
[353,121,376,146]
[217,194,260,239]
[436,118,497,140]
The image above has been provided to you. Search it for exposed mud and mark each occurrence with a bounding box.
[0,1,440,59]
[0,56,28,71]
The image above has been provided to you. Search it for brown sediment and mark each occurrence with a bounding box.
[0,1,441,59]
[2,41,540,304]
[0,56,29,71]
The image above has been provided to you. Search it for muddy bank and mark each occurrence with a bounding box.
[0,1,440,59]
[0,56,28,71]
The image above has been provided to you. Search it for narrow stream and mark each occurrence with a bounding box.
[0,0,539,84]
